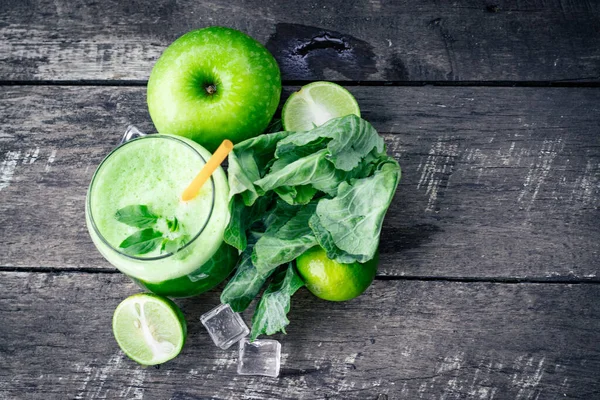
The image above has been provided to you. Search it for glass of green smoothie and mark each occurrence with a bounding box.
[85,127,238,297]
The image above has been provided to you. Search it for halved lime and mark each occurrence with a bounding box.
[112,293,187,365]
[282,81,361,131]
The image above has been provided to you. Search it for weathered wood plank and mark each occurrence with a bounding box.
[1,86,599,279]
[1,0,599,82]
[0,272,598,399]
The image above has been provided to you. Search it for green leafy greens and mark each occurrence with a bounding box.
[221,115,400,339]
[250,263,305,340]
[220,234,274,313]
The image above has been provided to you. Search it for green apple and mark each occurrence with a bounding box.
[147,27,281,152]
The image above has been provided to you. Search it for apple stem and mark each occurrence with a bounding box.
[205,84,217,95]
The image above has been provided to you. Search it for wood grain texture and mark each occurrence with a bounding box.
[1,86,599,279]
[1,0,599,82]
[0,271,598,399]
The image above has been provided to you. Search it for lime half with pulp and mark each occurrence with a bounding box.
[282,81,360,131]
[112,293,187,365]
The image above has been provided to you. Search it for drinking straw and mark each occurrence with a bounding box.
[181,140,233,201]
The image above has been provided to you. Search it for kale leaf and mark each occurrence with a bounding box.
[222,115,400,339]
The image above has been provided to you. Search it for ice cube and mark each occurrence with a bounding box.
[237,338,281,377]
[200,304,249,350]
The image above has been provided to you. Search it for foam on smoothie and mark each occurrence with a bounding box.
[89,135,213,257]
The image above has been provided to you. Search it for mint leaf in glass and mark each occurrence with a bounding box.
[114,205,189,256]
[161,234,190,254]
[250,263,304,340]
[115,205,159,229]
[167,217,180,232]
[119,228,163,256]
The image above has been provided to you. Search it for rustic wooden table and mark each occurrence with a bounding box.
[1,1,599,399]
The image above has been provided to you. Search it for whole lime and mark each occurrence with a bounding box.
[296,246,378,301]
[147,27,281,152]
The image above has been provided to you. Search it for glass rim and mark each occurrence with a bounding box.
[87,134,216,261]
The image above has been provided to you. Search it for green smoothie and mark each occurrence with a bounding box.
[86,134,237,297]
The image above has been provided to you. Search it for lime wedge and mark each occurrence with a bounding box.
[282,81,361,132]
[112,293,187,365]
